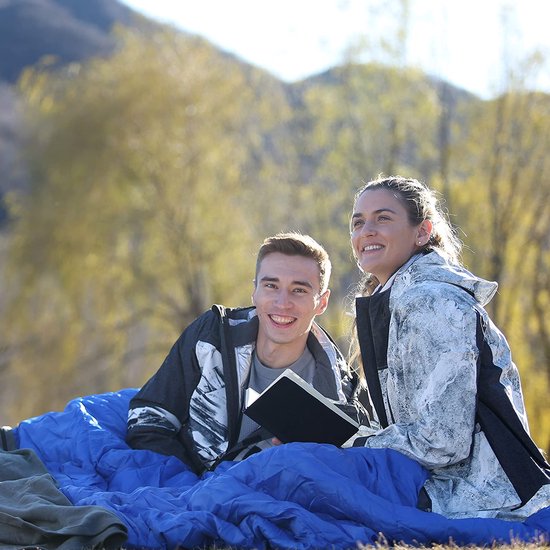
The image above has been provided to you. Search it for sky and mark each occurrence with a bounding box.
[120,0,549,99]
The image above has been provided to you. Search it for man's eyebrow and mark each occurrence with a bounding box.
[292,280,314,289]
[259,276,313,289]
[259,276,279,283]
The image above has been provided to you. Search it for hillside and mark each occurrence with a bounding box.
[0,0,153,221]
[0,0,475,218]
[0,0,144,83]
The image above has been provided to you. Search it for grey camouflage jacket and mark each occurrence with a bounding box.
[353,252,550,519]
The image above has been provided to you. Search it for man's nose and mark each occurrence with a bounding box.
[275,290,292,307]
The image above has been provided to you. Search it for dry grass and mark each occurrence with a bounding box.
[357,539,550,550]
[206,542,550,550]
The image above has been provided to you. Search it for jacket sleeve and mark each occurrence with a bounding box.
[125,311,214,470]
[361,285,480,469]
[338,364,370,427]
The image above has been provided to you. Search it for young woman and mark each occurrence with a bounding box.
[349,175,550,519]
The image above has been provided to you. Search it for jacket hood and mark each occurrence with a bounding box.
[392,251,498,307]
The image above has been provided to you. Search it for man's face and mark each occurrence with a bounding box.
[252,252,329,356]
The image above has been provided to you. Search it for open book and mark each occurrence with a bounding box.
[243,369,359,447]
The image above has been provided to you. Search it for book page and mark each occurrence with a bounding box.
[245,386,261,408]
[280,370,358,424]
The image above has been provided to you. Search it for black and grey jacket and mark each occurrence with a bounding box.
[127,305,362,474]
[353,251,550,519]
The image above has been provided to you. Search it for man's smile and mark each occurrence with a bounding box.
[268,314,296,326]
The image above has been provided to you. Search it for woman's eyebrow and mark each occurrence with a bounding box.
[352,207,397,218]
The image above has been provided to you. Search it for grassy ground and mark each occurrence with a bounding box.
[357,541,550,550]
[206,539,550,550]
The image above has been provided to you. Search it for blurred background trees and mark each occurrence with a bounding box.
[0,1,548,452]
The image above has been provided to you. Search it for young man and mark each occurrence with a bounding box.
[126,232,364,474]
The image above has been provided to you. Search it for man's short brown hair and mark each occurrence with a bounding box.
[255,232,331,293]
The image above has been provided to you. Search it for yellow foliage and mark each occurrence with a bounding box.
[1,24,549,458]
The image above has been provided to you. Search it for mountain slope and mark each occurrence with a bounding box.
[0,0,146,83]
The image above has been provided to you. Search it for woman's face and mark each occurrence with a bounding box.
[350,188,431,285]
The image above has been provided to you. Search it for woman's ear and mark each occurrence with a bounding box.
[417,219,433,245]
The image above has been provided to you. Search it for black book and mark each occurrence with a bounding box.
[243,369,359,447]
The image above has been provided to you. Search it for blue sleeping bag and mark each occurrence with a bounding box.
[12,389,550,549]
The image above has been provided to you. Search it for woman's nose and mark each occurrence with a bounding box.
[360,221,376,236]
